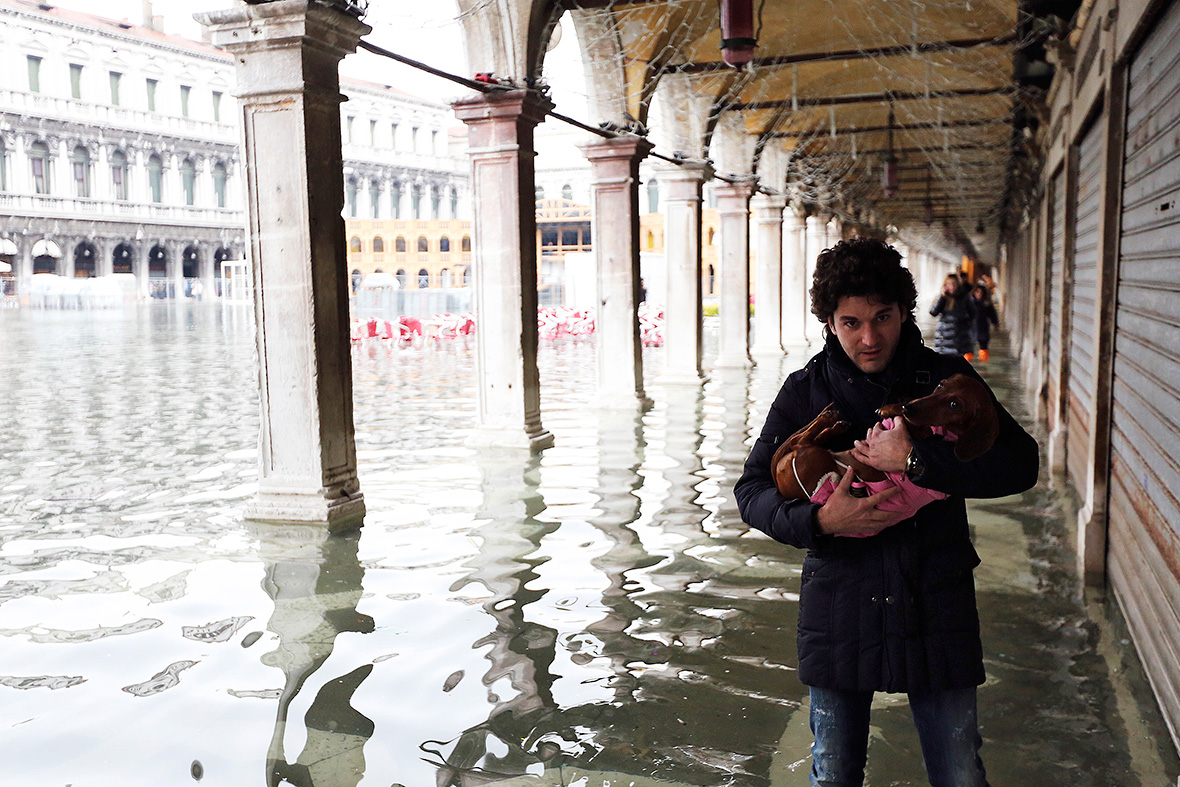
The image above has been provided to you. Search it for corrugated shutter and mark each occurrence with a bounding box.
[1110,0,1180,744]
[1066,122,1103,490]
[1047,169,1067,430]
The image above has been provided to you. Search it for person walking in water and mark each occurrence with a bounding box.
[969,284,1000,363]
[931,273,977,361]
[734,238,1038,787]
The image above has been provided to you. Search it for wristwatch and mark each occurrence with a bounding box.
[905,447,926,480]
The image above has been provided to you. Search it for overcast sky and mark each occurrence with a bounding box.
[42,0,588,116]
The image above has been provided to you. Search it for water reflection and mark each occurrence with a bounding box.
[0,305,1176,786]
[253,524,373,787]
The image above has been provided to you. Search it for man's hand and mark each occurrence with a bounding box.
[850,418,912,473]
[815,467,903,535]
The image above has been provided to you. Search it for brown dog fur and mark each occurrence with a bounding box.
[771,374,999,501]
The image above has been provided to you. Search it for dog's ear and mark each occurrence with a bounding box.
[954,403,999,461]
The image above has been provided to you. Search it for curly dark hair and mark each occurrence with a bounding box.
[809,238,917,324]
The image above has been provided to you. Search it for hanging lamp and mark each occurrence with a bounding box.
[720,0,757,68]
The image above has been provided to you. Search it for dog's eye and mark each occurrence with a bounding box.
[949,400,961,410]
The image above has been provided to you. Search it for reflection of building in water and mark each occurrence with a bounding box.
[252,524,374,787]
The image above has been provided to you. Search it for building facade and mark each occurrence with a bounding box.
[0,0,469,299]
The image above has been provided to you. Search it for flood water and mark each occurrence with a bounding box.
[0,302,1177,787]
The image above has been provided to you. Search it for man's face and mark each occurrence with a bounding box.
[827,295,906,374]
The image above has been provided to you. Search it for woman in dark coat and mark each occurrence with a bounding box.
[969,284,1000,362]
[930,273,977,359]
[734,240,1039,786]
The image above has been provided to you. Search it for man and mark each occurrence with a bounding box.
[734,238,1038,787]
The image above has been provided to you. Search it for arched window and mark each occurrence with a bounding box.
[29,141,51,194]
[461,236,471,252]
[0,134,8,191]
[370,178,381,218]
[147,153,163,203]
[111,150,128,200]
[440,268,451,288]
[395,236,407,253]
[439,236,450,253]
[181,158,196,205]
[417,236,429,253]
[212,161,227,208]
[372,236,385,253]
[707,264,716,295]
[396,269,407,287]
[535,186,545,200]
[647,179,659,213]
[417,268,430,289]
[561,183,573,200]
[463,267,472,286]
[412,184,422,219]
[71,145,91,198]
[392,183,402,218]
[450,188,459,219]
[431,190,441,219]
[349,236,362,253]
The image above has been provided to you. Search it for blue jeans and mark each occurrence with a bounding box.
[809,686,989,787]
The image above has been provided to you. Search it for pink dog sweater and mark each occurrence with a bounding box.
[806,418,952,537]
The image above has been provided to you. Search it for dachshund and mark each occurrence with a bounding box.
[770,374,999,531]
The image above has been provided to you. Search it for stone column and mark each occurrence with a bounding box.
[452,89,555,450]
[750,193,785,358]
[657,161,712,384]
[96,238,113,277]
[582,135,653,407]
[55,139,71,197]
[803,213,825,347]
[62,237,77,278]
[781,204,809,353]
[18,239,33,296]
[12,135,30,194]
[136,242,150,298]
[714,180,754,369]
[198,0,369,529]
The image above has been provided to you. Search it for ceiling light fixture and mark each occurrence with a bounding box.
[720,0,757,68]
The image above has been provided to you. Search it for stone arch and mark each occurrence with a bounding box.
[182,245,200,279]
[32,238,61,274]
[74,240,98,277]
[113,242,135,274]
[148,244,168,278]
[455,0,563,85]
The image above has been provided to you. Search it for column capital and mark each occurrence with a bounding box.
[451,90,555,144]
[654,159,714,185]
[581,135,654,164]
[196,1,370,100]
[714,179,757,201]
[750,192,787,216]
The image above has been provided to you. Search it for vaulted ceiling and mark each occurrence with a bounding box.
[560,0,1081,259]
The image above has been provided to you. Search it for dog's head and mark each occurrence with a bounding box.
[897,374,999,461]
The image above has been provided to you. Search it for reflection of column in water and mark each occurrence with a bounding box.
[252,524,374,787]
[424,449,559,781]
[580,407,651,703]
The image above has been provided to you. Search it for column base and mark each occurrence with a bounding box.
[597,391,655,411]
[1047,425,1067,474]
[750,344,786,359]
[657,368,711,386]
[245,488,366,533]
[467,425,555,452]
[713,353,754,369]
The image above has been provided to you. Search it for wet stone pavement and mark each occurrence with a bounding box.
[0,302,1177,787]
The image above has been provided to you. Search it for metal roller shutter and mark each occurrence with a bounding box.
[1066,122,1103,491]
[1110,0,1180,744]
[1047,169,1067,430]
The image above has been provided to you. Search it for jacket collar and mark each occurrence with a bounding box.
[822,319,925,393]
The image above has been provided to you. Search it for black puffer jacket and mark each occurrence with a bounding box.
[733,321,1038,693]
